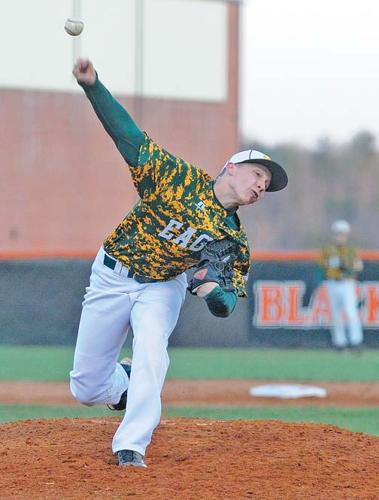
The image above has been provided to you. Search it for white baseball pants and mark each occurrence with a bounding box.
[326,279,363,347]
[70,247,187,456]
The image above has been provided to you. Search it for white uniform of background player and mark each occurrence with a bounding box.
[320,220,364,349]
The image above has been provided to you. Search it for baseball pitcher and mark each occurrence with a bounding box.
[69,59,288,468]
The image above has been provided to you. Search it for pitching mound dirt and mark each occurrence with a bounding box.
[1,417,378,499]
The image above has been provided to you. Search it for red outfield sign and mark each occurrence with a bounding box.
[253,281,379,329]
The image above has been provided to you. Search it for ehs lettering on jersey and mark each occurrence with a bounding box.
[158,219,213,251]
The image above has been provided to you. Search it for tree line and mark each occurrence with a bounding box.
[238,131,379,250]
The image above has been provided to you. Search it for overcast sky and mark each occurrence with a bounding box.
[240,0,379,147]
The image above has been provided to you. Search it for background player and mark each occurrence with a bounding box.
[69,58,288,468]
[319,220,364,350]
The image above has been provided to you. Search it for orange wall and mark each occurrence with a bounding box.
[1,6,239,254]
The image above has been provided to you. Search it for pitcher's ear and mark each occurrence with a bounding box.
[225,162,237,175]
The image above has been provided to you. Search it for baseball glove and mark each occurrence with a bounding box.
[188,238,238,295]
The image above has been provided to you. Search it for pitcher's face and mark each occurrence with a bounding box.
[228,162,272,205]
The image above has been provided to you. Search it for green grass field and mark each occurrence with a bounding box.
[0,345,377,381]
[0,345,378,435]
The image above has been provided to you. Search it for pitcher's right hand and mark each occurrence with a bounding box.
[73,58,96,85]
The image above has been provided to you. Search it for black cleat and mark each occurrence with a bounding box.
[107,358,131,411]
[116,449,147,468]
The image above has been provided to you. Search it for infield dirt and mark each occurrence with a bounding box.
[1,379,379,406]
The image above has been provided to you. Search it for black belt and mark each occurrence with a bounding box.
[103,254,158,283]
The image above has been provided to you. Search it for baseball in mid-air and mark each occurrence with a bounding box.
[64,18,84,36]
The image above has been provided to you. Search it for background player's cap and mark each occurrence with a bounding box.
[331,219,351,234]
[224,149,288,192]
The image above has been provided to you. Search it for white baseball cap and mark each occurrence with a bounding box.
[331,220,351,234]
[223,149,288,192]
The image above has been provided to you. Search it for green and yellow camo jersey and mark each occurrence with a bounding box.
[81,77,250,298]
[103,135,250,296]
[319,244,360,280]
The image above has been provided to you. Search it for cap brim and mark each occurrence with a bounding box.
[243,159,288,192]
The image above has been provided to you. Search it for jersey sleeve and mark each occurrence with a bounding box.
[133,136,205,200]
[231,244,251,297]
[231,269,249,297]
[80,76,145,167]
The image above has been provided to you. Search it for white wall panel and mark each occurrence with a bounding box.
[142,0,228,101]
[80,1,136,94]
[0,0,228,100]
[0,0,74,91]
